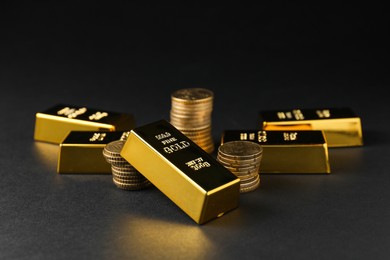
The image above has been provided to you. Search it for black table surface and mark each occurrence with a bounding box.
[1,3,389,259]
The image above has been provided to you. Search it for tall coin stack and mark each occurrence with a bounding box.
[217,140,263,193]
[170,88,215,154]
[103,140,152,191]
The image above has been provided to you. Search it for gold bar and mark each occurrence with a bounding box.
[34,104,135,144]
[58,131,130,174]
[221,130,331,174]
[259,107,363,147]
[120,120,240,224]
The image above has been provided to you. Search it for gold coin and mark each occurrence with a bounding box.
[216,153,262,166]
[103,140,126,157]
[218,141,263,160]
[171,88,214,103]
[113,175,149,184]
[239,175,260,193]
[240,174,260,187]
[170,102,213,110]
[174,124,212,132]
[111,167,143,179]
[112,178,152,191]
[217,154,261,168]
[236,171,260,181]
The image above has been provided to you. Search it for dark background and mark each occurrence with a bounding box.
[1,3,389,259]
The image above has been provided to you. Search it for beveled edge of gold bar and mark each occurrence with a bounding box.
[259,142,331,174]
[34,112,116,144]
[34,104,135,144]
[57,130,129,174]
[37,112,117,128]
[57,142,111,174]
[57,139,111,174]
[258,108,364,148]
[259,145,331,174]
[200,178,240,224]
[262,117,363,147]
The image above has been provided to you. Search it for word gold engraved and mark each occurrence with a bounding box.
[156,131,190,154]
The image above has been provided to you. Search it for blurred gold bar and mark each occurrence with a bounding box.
[34,104,135,144]
[121,120,240,224]
[58,131,130,174]
[221,130,330,174]
[259,107,363,147]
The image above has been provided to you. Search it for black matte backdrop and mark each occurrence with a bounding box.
[1,3,389,259]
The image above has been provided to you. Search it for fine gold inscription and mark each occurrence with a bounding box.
[283,132,298,141]
[155,131,190,154]
[89,132,107,142]
[316,109,331,118]
[89,111,108,120]
[277,109,305,120]
[57,107,87,119]
[185,157,211,171]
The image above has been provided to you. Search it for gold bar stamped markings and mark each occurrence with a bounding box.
[120,120,240,224]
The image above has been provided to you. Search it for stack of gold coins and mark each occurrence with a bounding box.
[103,140,152,191]
[217,140,263,193]
[170,88,215,153]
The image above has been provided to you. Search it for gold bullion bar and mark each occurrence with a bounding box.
[58,131,130,174]
[259,107,363,147]
[121,119,240,224]
[221,130,331,174]
[34,104,135,144]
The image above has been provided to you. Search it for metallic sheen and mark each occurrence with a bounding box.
[34,104,135,144]
[120,120,240,224]
[221,130,331,174]
[57,131,130,174]
[259,107,363,147]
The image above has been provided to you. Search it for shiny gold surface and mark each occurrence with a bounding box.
[57,131,129,174]
[259,108,363,147]
[34,104,135,144]
[221,130,331,174]
[120,120,240,224]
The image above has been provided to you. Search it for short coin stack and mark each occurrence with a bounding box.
[103,140,152,191]
[170,88,215,154]
[217,140,263,193]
